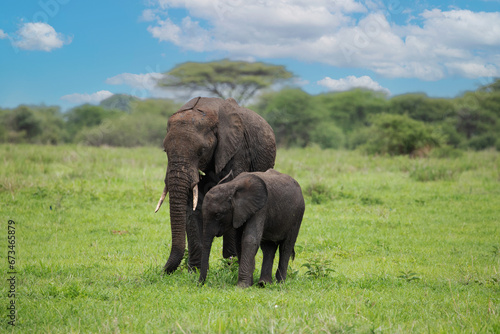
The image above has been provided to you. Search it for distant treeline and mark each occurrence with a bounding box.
[1,80,499,156]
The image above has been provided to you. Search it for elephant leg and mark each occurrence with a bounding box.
[259,240,278,286]
[237,224,261,288]
[186,206,203,272]
[235,228,243,260]
[222,228,238,259]
[275,240,295,283]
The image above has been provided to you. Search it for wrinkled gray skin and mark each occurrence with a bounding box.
[155,97,276,274]
[199,169,305,288]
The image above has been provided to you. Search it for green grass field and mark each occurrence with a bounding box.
[1,144,499,333]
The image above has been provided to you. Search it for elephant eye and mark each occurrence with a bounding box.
[197,148,204,157]
[215,213,224,220]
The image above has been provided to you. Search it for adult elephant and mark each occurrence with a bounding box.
[155,97,276,274]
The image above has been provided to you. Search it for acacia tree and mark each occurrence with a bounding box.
[157,59,293,105]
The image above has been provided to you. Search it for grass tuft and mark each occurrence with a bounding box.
[397,270,421,282]
[409,163,458,181]
[302,256,335,278]
[304,182,333,204]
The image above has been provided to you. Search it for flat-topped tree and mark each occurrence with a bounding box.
[158,59,293,105]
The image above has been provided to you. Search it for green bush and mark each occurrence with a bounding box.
[99,94,139,112]
[314,89,388,131]
[65,104,123,139]
[130,98,180,118]
[0,105,67,144]
[77,113,167,147]
[389,93,455,122]
[361,113,442,156]
[346,127,372,150]
[430,146,464,159]
[467,133,498,150]
[309,121,345,149]
[439,120,465,148]
[6,106,42,141]
[0,123,6,142]
[255,88,320,147]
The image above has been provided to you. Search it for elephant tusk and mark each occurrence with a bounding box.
[199,169,206,176]
[155,185,167,213]
[193,184,199,211]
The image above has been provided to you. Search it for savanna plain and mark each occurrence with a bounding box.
[1,144,499,333]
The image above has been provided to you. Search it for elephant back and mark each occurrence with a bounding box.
[233,103,277,173]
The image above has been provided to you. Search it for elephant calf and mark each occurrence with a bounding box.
[199,169,305,288]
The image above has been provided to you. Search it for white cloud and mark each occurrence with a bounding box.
[105,72,174,98]
[148,16,211,52]
[0,29,8,39]
[144,1,500,80]
[12,22,71,51]
[148,18,181,44]
[417,9,500,47]
[61,90,114,104]
[446,62,499,78]
[318,75,390,94]
[106,72,164,90]
[140,9,159,22]
[147,0,365,52]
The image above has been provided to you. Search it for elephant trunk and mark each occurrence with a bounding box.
[199,235,214,284]
[163,169,192,274]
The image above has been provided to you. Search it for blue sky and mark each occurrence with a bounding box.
[1,0,499,110]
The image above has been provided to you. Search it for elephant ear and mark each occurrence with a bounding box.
[232,174,268,229]
[215,98,244,175]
